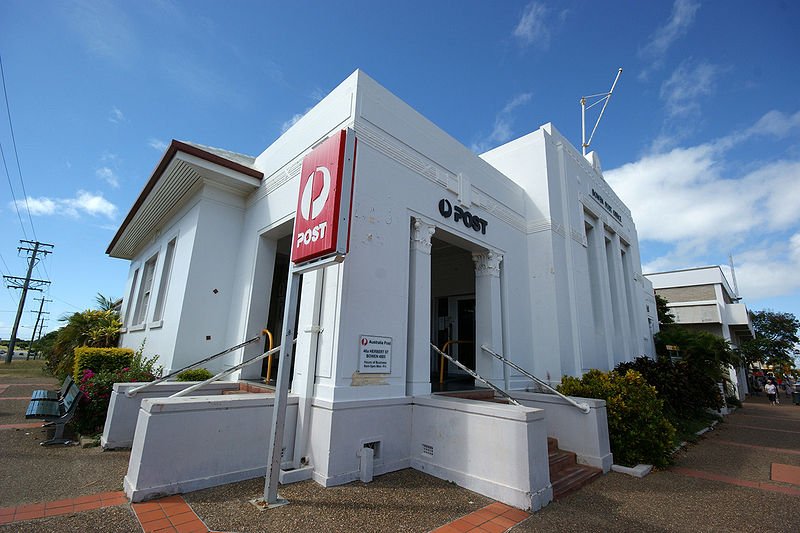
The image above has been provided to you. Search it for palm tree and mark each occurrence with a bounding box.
[95,293,120,313]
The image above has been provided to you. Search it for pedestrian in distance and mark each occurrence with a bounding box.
[764,379,778,406]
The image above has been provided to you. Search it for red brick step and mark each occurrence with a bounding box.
[547,437,602,500]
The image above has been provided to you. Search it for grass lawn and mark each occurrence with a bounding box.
[672,411,721,444]
[0,358,53,380]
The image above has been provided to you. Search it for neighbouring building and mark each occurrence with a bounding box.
[105,70,656,509]
[645,266,754,399]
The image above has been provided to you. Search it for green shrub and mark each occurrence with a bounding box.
[74,345,162,435]
[46,309,122,379]
[615,356,705,420]
[558,369,676,468]
[73,347,134,382]
[176,368,214,381]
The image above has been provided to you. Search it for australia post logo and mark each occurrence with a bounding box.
[291,130,353,264]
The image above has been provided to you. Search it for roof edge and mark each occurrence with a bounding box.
[106,140,263,255]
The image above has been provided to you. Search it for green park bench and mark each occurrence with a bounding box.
[25,381,83,446]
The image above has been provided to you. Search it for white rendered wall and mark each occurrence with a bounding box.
[101,381,240,449]
[124,394,299,502]
[118,196,202,371]
[481,124,655,380]
[411,395,552,511]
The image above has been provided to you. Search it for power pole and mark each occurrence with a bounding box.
[3,240,53,364]
[27,297,51,359]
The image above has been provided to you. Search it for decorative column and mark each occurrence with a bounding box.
[608,233,632,363]
[406,218,435,396]
[473,251,504,383]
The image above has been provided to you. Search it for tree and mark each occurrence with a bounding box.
[739,310,800,370]
[655,294,675,326]
[94,293,119,312]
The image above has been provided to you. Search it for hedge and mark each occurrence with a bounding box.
[176,368,214,381]
[73,347,135,382]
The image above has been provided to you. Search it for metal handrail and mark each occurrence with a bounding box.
[480,344,590,414]
[430,343,520,406]
[438,340,474,384]
[264,329,274,384]
[170,344,282,398]
[125,330,268,397]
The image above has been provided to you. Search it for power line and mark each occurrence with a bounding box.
[0,143,27,239]
[0,54,37,240]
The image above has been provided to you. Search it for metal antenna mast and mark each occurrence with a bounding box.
[581,68,622,156]
[728,253,741,302]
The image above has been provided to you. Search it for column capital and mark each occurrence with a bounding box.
[472,250,503,278]
[411,218,436,254]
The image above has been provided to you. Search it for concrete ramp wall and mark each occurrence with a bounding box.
[410,395,552,511]
[514,391,612,472]
[123,394,298,502]
[102,381,241,449]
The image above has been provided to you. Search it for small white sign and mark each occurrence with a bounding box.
[358,335,392,374]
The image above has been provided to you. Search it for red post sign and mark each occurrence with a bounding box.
[291,129,356,265]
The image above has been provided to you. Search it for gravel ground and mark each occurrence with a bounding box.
[0,397,32,425]
[184,469,492,533]
[0,505,139,533]
[0,427,130,507]
[512,470,795,533]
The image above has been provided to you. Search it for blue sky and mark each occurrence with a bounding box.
[1,0,799,340]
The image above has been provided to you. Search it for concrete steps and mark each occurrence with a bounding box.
[548,437,602,500]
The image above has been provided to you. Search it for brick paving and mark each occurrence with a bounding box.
[0,492,128,526]
[432,502,529,533]
[131,495,210,533]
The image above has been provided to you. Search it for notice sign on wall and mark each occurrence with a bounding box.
[358,335,392,373]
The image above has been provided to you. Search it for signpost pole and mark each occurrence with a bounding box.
[263,268,302,507]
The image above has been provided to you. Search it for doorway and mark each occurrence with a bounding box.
[261,235,302,384]
[430,236,477,391]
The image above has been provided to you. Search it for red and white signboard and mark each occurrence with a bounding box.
[291,129,356,265]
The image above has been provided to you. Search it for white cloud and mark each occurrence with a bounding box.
[11,191,118,220]
[732,234,800,299]
[660,61,720,118]
[513,2,551,48]
[108,106,125,123]
[471,93,532,153]
[281,111,308,134]
[148,138,168,152]
[638,0,700,80]
[607,109,800,301]
[96,166,120,188]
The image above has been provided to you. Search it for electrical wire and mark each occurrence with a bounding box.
[0,54,37,240]
[0,143,27,239]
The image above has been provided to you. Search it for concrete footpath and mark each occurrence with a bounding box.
[1,373,797,532]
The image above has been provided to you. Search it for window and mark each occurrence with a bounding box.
[152,238,176,322]
[123,268,140,327]
[133,254,158,325]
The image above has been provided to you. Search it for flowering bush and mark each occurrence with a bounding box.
[74,345,162,435]
[559,369,676,468]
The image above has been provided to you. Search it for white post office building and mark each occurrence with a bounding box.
[105,70,657,510]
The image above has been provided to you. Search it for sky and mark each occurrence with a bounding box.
[1,0,799,341]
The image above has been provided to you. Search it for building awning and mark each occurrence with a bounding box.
[107,140,263,259]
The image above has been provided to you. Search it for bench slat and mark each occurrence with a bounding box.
[30,390,59,401]
[26,399,62,419]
